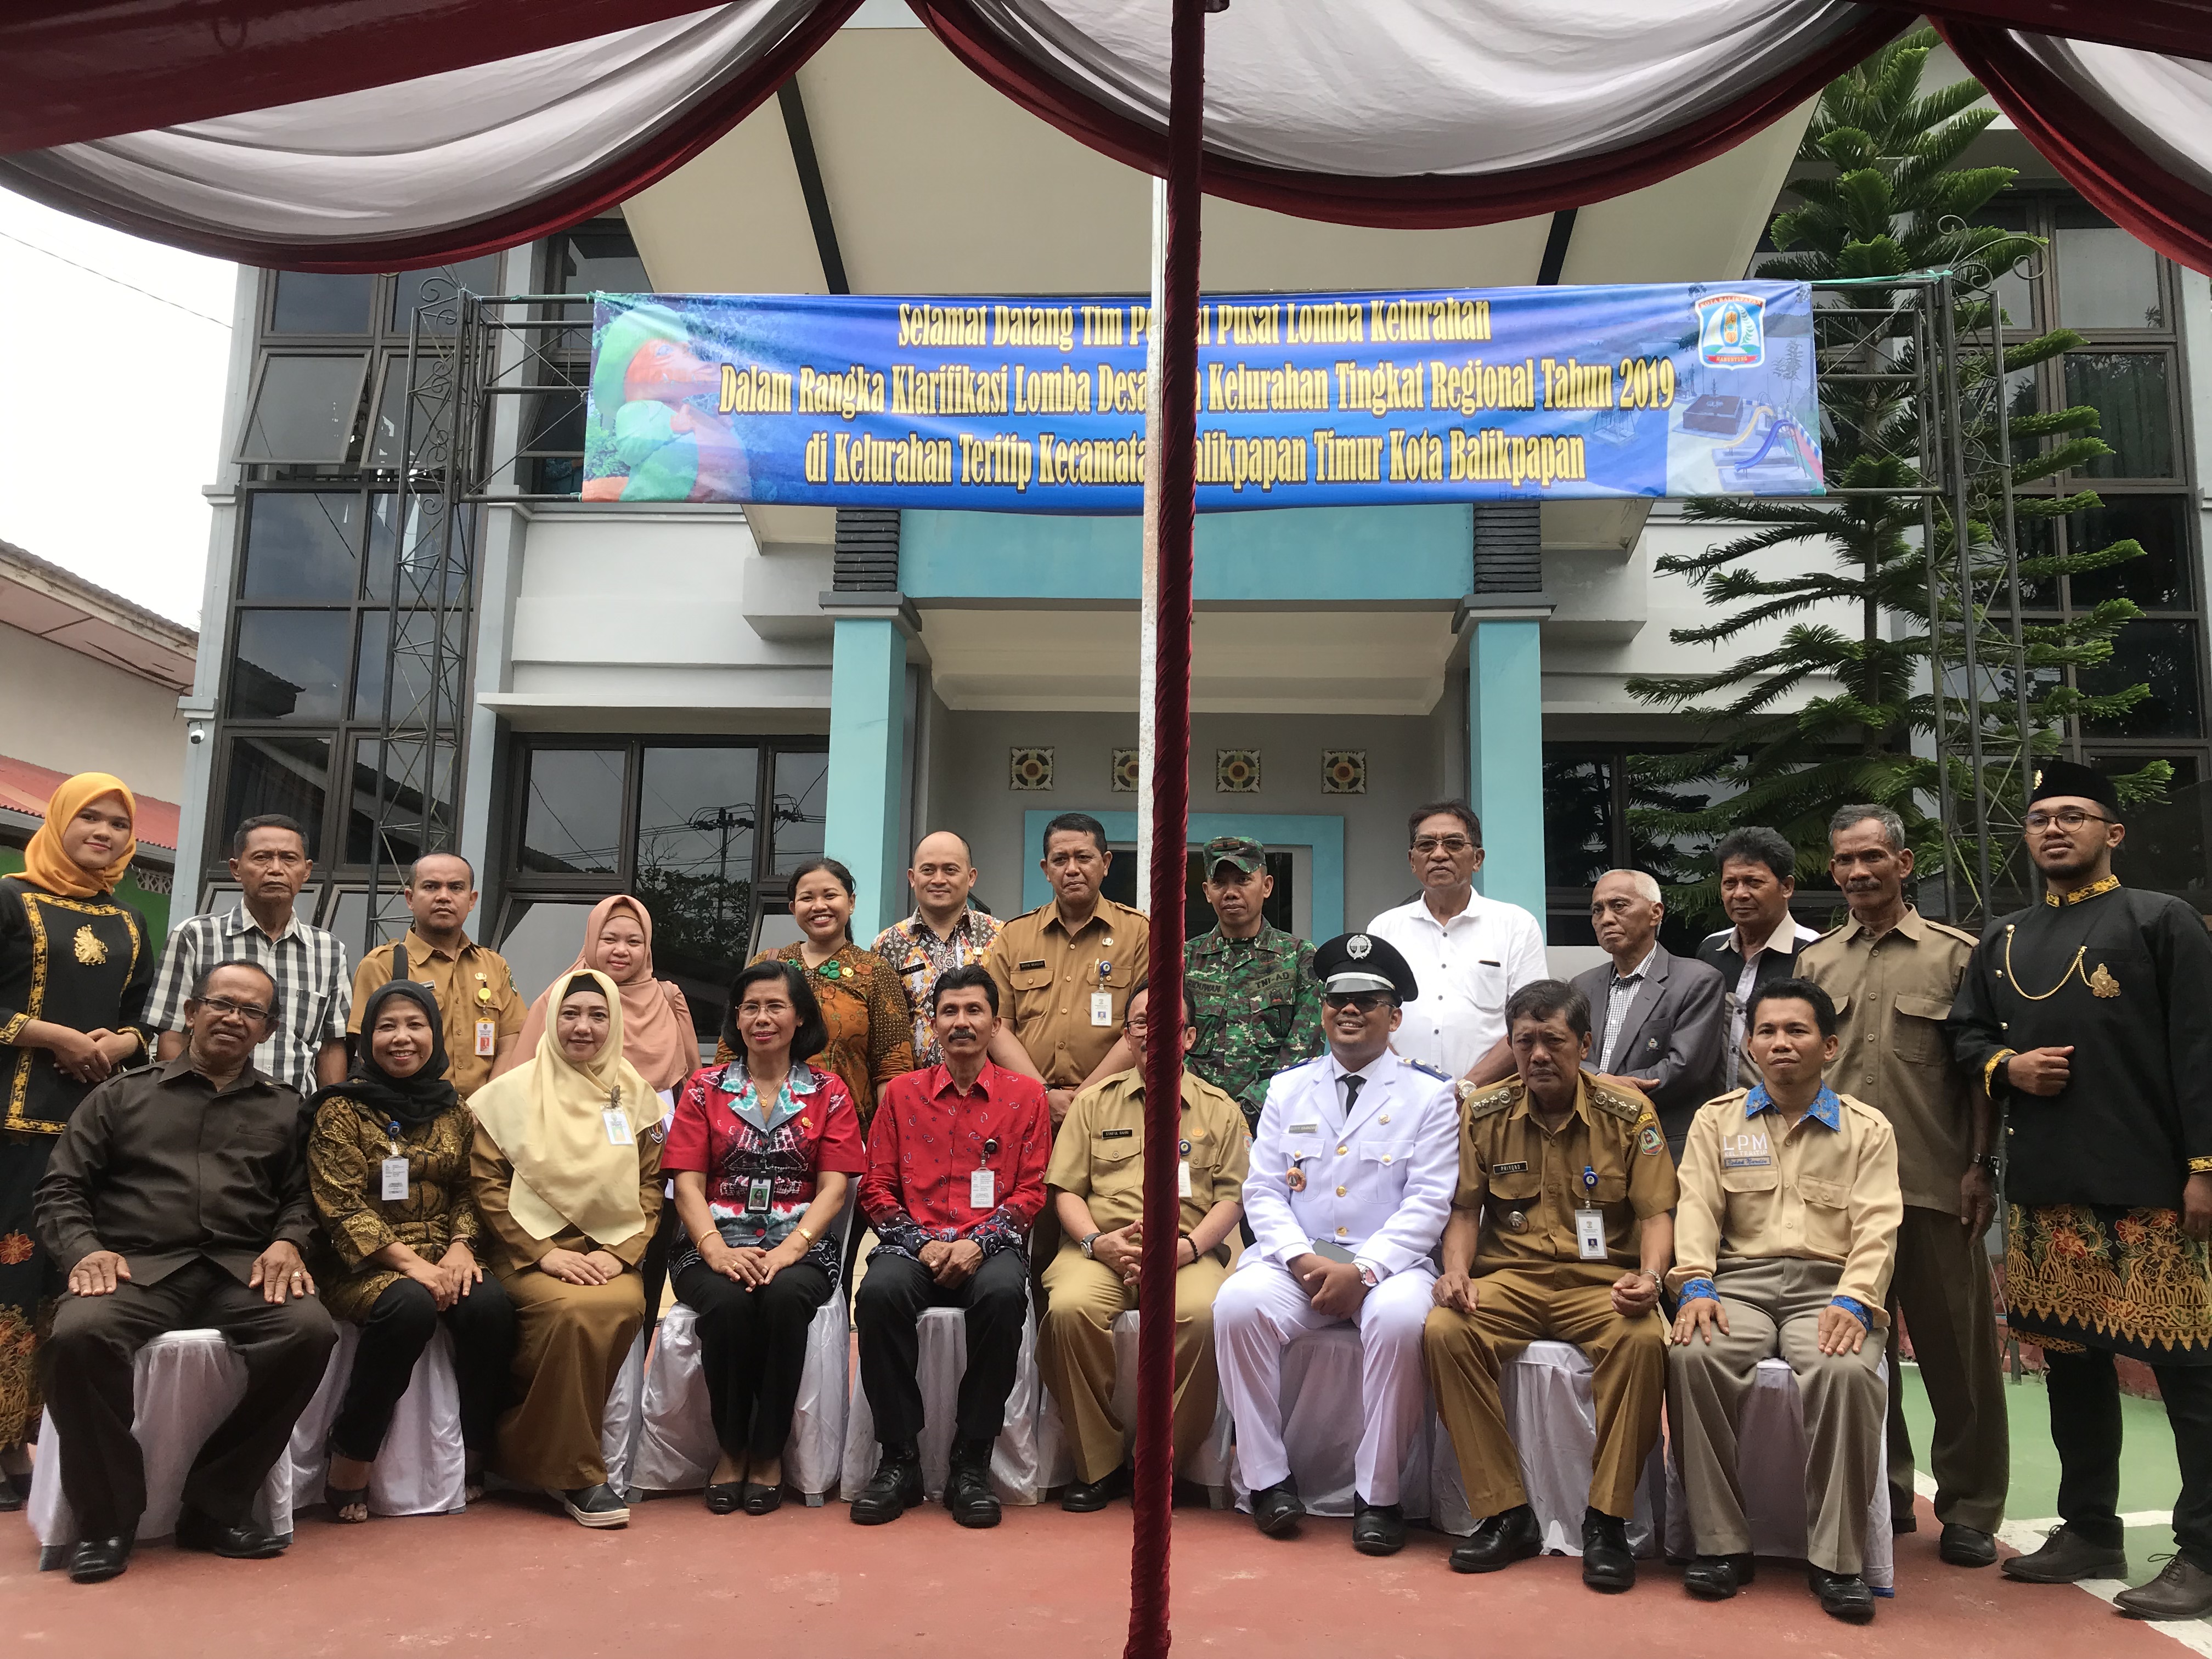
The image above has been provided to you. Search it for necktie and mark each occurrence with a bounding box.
[1341,1074,1365,1119]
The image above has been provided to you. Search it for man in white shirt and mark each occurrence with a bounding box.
[1365,801,1547,1086]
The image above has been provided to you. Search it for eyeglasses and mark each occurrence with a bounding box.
[2024,808,2114,831]
[197,995,272,1024]
[1124,1014,1149,1032]
[1411,836,1476,855]
[1322,991,1393,1013]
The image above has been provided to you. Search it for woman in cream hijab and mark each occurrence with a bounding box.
[470,969,662,1527]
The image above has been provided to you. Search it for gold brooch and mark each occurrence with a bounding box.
[72,926,108,967]
[1285,1166,1306,1192]
[2090,963,2121,998]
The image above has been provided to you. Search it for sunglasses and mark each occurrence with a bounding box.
[1322,991,1394,1013]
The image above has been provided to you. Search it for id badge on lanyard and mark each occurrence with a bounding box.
[1576,1164,1606,1261]
[380,1122,409,1200]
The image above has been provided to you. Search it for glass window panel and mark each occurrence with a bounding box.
[767,750,830,876]
[270,272,373,335]
[2064,496,2192,610]
[228,610,350,721]
[239,492,362,601]
[1542,754,1613,893]
[2080,619,2204,738]
[343,737,457,868]
[2010,507,2058,610]
[1977,200,2036,332]
[555,231,650,296]
[2055,202,2165,331]
[366,356,450,470]
[498,899,613,1006]
[238,354,369,463]
[522,388,585,457]
[634,746,761,985]
[390,256,501,335]
[221,733,331,860]
[364,494,467,605]
[2095,754,2210,900]
[521,749,625,877]
[2005,365,2043,468]
[2065,352,2175,478]
[353,610,467,722]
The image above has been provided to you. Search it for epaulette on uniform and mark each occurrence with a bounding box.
[1272,1054,1327,1081]
[1404,1059,1451,1081]
[1589,1082,1648,1124]
[1466,1081,1517,1118]
[1925,917,1982,947]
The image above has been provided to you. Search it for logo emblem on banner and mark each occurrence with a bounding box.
[1695,293,1766,368]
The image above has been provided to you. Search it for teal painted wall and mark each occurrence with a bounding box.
[1468,619,1545,934]
[822,618,909,941]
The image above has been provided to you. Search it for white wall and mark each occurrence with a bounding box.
[0,622,188,797]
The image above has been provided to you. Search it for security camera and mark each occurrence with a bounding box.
[187,721,208,746]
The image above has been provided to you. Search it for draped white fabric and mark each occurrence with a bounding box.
[838,1305,1056,1504]
[630,1298,853,1500]
[2006,32,2212,193]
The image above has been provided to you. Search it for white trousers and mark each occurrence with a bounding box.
[1214,1255,1437,1506]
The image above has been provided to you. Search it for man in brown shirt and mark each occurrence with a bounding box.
[349,853,527,1099]
[36,961,336,1582]
[1668,977,1901,1623]
[1039,981,1248,1510]
[1798,804,2005,1568]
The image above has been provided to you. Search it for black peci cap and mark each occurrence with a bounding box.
[2029,759,2121,816]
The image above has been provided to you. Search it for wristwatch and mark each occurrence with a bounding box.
[1079,1231,1102,1260]
[1972,1153,2001,1176]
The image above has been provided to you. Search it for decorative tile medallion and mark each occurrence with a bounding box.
[1009,746,1054,791]
[1321,749,1368,794]
[1216,748,1261,793]
[1111,747,1140,792]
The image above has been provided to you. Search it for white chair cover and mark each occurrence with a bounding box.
[839,1305,1050,1505]
[629,1295,851,1502]
[1662,1355,1897,1590]
[1037,1309,1233,1492]
[1426,1339,1666,1555]
[285,1322,467,1519]
[29,1328,295,1570]
[1225,1323,1435,1520]
[600,1330,647,1498]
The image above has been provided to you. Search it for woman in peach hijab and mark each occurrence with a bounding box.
[0,773,153,1509]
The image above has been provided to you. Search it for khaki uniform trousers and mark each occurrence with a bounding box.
[1886,1203,2008,1531]
[495,1268,646,1491]
[1038,1245,1229,1484]
[1422,1262,1667,1520]
[1667,1256,1886,1575]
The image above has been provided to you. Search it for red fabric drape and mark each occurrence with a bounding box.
[909,2,1904,231]
[1921,3,2212,59]
[1942,22,2212,274]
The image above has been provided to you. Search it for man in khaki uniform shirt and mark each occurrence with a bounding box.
[1798,805,2005,1566]
[1039,983,1248,1510]
[348,854,526,1099]
[1425,980,1676,1590]
[1668,977,1901,1623]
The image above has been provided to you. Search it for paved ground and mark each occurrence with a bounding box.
[0,1361,2203,1659]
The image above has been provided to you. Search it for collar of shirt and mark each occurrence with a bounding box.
[1100,1064,1205,1114]
[928,1059,1012,1103]
[2044,872,2122,908]
[1734,912,1808,960]
[901,909,981,946]
[401,926,477,962]
[1042,900,1122,942]
[715,1058,818,1131]
[1747,1081,1843,1131]
[1509,1072,1595,1131]
[1398,890,1491,935]
[1611,944,1659,986]
[1846,906,1925,946]
[1190,922,1290,960]
[156,1051,276,1098]
[222,902,302,945]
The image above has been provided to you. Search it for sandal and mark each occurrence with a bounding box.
[324,1481,370,1523]
[703,1481,746,1515]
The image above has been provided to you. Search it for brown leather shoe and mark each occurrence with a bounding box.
[2001,1524,2127,1584]
[2117,1556,2212,1621]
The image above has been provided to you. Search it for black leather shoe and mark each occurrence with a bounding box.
[1062,1465,1130,1513]
[2117,1556,2212,1620]
[742,1481,782,1516]
[1352,1496,1406,1556]
[1939,1523,1997,1568]
[1683,1554,1754,1599]
[850,1444,923,1525]
[945,1439,1001,1529]
[1809,1566,1876,1623]
[559,1483,629,1528]
[1450,1504,1542,1573]
[1251,1479,1305,1538]
[174,1508,287,1559]
[702,1482,744,1515]
[0,1466,26,1514]
[68,1534,131,1584]
[2001,1523,2128,1583]
[1581,1509,1635,1592]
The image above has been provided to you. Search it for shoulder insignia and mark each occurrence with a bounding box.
[1636,1121,1666,1157]
[1405,1059,1452,1081]
[1273,1054,1327,1079]
[1924,918,1981,947]
[1589,1085,1646,1125]
[1466,1082,1517,1118]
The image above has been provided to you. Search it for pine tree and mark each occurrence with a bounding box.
[1624,27,2165,923]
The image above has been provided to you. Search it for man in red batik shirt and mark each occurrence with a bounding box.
[851,964,1049,1530]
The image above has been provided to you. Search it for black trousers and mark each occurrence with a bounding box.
[2047,1344,2212,1567]
[329,1274,517,1462]
[41,1258,336,1536]
[675,1260,832,1463]
[638,1201,683,1327]
[854,1248,1028,1449]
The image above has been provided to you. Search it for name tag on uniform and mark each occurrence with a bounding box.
[1491,1161,1528,1176]
[1177,1160,1192,1199]
[747,1177,774,1215]
[1289,1122,1319,1136]
[380,1156,409,1201]
[1091,990,1114,1027]
[1100,1127,1133,1140]
[603,1109,633,1146]
[1018,960,1047,972]
[970,1167,995,1210]
[1575,1209,1606,1261]
[476,1019,497,1057]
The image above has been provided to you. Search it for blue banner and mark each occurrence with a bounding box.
[583,281,1822,512]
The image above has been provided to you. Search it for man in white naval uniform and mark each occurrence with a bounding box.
[1215,931,1459,1555]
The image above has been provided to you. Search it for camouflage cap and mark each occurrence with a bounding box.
[1201,834,1266,876]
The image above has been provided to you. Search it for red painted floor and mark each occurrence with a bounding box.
[0,1492,2192,1659]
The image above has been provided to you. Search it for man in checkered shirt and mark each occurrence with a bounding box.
[145,815,351,1095]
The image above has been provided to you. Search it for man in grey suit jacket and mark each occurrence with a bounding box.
[1572,871,1726,1158]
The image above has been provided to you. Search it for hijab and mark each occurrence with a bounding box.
[312,979,459,1130]
[469,969,654,1247]
[22,772,137,899]
[499,895,696,1092]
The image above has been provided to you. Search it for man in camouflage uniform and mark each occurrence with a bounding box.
[1185,836,1325,1128]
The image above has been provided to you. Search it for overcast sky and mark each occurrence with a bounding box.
[0,188,235,628]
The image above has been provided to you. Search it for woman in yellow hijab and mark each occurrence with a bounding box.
[469,969,662,1527]
[0,772,151,1509]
